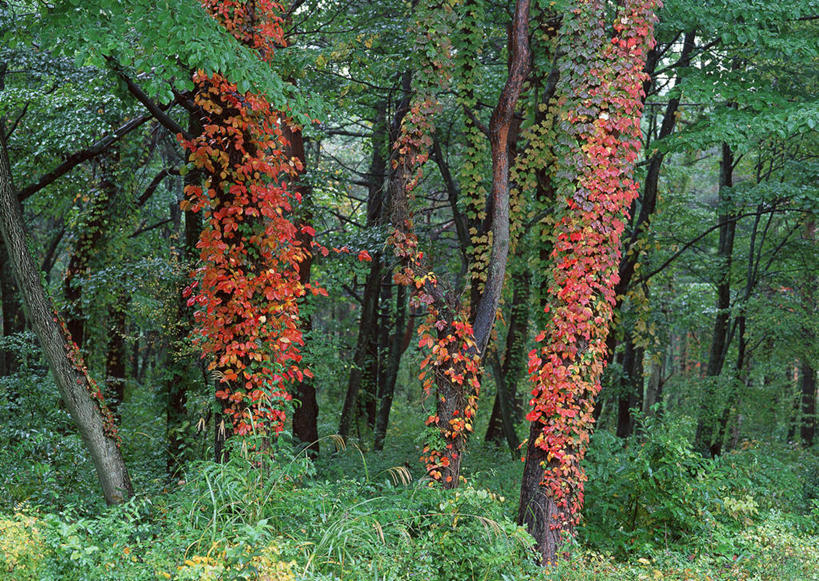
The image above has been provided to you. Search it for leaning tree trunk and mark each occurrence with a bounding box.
[0,129,132,504]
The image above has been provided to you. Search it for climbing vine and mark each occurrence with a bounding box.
[522,0,658,547]
[179,1,310,438]
[383,0,485,487]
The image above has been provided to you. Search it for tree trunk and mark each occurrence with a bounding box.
[286,121,320,456]
[104,300,128,418]
[517,420,564,564]
[0,236,25,375]
[339,97,394,440]
[63,149,119,350]
[615,337,644,438]
[695,142,736,456]
[166,114,202,475]
[0,127,132,504]
[799,361,816,447]
[485,269,530,451]
[338,259,382,437]
[374,284,407,451]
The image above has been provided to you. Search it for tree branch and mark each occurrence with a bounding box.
[17,114,153,202]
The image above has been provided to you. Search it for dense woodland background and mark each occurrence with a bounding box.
[0,0,817,579]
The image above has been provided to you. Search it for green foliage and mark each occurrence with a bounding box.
[582,414,819,559]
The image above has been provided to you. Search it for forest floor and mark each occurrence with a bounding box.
[1,371,818,580]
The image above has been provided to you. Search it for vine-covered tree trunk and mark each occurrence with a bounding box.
[0,127,132,504]
[104,299,128,418]
[518,0,658,563]
[63,150,119,349]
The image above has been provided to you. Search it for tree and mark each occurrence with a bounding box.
[517,0,659,563]
[0,124,132,505]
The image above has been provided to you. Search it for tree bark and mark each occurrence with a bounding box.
[485,269,530,451]
[63,149,120,349]
[0,127,132,504]
[0,236,25,375]
[104,300,128,418]
[338,259,382,437]
[695,142,736,456]
[286,121,320,456]
[374,284,407,451]
[430,0,530,489]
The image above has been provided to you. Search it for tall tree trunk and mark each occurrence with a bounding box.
[431,0,531,488]
[602,30,696,427]
[63,149,119,350]
[798,217,816,447]
[338,259,382,437]
[104,299,128,418]
[374,284,407,451]
[0,127,132,504]
[485,269,530,451]
[338,97,394,439]
[286,121,320,456]
[695,142,736,456]
[166,114,202,475]
[0,236,25,375]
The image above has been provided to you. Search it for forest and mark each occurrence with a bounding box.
[0,0,817,579]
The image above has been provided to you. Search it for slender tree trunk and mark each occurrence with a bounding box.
[695,142,736,456]
[166,114,202,474]
[0,127,132,504]
[798,217,816,447]
[338,259,382,437]
[374,284,407,451]
[339,97,394,440]
[616,337,643,438]
[286,122,320,456]
[485,269,530,450]
[0,236,25,375]
[104,300,128,418]
[63,150,119,350]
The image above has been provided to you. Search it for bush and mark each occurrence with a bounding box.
[0,512,49,580]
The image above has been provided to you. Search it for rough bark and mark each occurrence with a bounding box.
[0,127,132,504]
[470,0,531,359]
[517,420,562,563]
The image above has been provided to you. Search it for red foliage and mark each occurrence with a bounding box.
[179,1,308,437]
[525,0,659,531]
